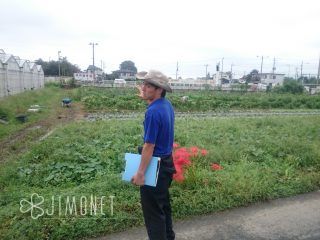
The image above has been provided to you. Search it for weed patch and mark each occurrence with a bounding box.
[1,115,320,239]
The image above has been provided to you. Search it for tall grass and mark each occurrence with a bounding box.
[0,86,77,140]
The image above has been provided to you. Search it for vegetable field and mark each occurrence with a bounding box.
[77,87,320,112]
[0,86,320,239]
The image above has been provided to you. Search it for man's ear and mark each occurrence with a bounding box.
[156,87,163,95]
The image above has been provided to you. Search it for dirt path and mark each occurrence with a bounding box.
[0,102,86,162]
[2,108,319,162]
[85,110,320,121]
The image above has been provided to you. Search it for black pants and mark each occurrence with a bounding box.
[140,170,175,240]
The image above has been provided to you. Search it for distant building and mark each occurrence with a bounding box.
[259,73,285,87]
[74,65,103,81]
[112,69,136,80]
[212,72,232,86]
[87,65,103,76]
[168,77,210,90]
[73,71,95,81]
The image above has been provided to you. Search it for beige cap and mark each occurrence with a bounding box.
[136,70,172,92]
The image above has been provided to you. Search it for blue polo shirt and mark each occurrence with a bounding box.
[143,98,174,157]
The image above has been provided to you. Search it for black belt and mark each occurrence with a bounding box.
[159,155,176,174]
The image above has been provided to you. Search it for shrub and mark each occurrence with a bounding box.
[273,80,305,94]
[0,107,9,120]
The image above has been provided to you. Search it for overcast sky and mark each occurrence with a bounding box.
[1,0,320,78]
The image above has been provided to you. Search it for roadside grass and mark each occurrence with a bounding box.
[0,115,320,239]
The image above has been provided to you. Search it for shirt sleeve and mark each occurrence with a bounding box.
[144,110,160,144]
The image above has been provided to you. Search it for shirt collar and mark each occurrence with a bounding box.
[147,98,163,109]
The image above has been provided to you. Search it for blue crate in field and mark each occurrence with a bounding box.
[62,98,72,107]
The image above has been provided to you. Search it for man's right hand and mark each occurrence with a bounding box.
[131,171,145,186]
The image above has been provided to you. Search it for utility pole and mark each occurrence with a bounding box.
[259,56,264,74]
[295,67,299,80]
[230,63,234,81]
[256,55,268,80]
[58,51,61,83]
[204,64,209,78]
[176,62,179,80]
[300,61,304,85]
[317,55,320,85]
[204,64,209,85]
[272,57,276,75]
[286,64,291,78]
[221,57,224,72]
[89,42,98,83]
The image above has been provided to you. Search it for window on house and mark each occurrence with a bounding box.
[273,75,276,79]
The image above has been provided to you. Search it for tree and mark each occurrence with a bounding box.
[106,71,120,80]
[35,58,80,76]
[297,76,318,85]
[273,79,305,94]
[244,69,260,83]
[119,60,137,73]
[225,71,232,80]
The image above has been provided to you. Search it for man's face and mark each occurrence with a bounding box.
[141,82,162,101]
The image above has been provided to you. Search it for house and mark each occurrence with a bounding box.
[112,69,136,80]
[87,65,103,76]
[74,71,95,81]
[119,69,136,79]
[259,73,285,87]
[74,65,103,82]
[212,72,232,86]
[74,65,104,82]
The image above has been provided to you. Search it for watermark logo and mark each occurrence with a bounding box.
[20,193,45,219]
[20,193,115,219]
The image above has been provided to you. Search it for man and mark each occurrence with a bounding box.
[132,70,176,240]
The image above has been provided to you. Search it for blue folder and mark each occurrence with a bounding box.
[122,153,160,187]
